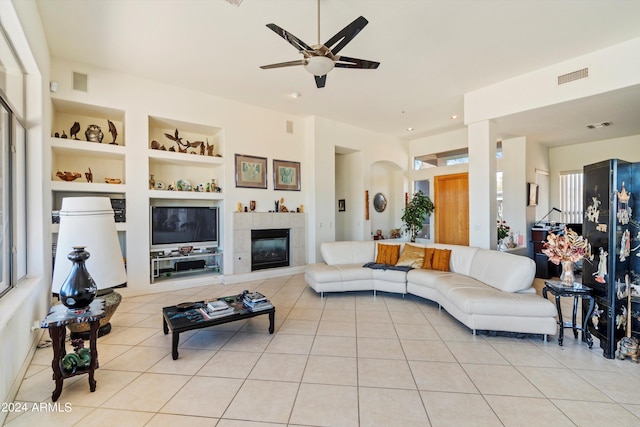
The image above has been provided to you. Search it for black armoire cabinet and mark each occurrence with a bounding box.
[582,159,639,359]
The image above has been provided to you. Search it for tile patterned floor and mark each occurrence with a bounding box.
[5,275,640,426]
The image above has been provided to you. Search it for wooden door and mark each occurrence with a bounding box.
[434,172,469,245]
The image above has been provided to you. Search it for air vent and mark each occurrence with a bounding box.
[72,72,88,92]
[557,68,588,85]
[586,121,613,129]
[286,120,294,134]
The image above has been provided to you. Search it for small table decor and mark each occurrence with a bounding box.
[541,227,591,286]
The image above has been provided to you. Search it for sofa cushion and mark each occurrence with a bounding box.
[422,247,436,269]
[396,244,425,268]
[321,241,374,265]
[432,249,452,271]
[376,243,400,265]
[446,286,557,317]
[406,268,452,289]
[428,244,479,275]
[468,249,535,293]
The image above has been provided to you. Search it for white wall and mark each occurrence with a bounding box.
[335,151,363,241]
[48,58,312,293]
[370,161,403,238]
[313,117,406,261]
[549,134,640,209]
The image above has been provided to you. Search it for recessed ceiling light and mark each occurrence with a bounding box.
[451,115,459,120]
[290,92,301,98]
[406,127,414,131]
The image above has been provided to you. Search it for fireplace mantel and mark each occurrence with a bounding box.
[233,212,306,274]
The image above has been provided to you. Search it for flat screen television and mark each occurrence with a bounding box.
[150,206,219,250]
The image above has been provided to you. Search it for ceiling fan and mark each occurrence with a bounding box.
[260,0,380,88]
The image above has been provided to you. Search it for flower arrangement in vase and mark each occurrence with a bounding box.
[497,219,510,240]
[542,227,592,286]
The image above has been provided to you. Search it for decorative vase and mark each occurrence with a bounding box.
[560,260,575,286]
[59,246,97,310]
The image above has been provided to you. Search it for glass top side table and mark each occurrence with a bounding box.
[542,281,594,348]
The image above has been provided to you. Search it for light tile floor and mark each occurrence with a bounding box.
[5,275,640,426]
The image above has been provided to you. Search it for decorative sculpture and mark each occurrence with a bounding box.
[85,124,103,143]
[70,121,81,140]
[107,119,118,144]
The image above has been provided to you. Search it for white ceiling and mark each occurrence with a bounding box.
[36,0,640,145]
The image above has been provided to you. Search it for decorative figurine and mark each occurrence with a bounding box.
[61,131,68,139]
[85,124,103,143]
[618,275,639,363]
[149,174,156,190]
[107,119,118,144]
[70,121,81,140]
[85,167,93,183]
[151,140,160,149]
[206,141,214,156]
[54,132,60,138]
[56,170,82,181]
[104,178,121,184]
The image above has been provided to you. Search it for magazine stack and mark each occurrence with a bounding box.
[200,299,234,319]
[242,291,273,312]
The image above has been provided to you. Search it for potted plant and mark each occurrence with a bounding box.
[401,190,435,242]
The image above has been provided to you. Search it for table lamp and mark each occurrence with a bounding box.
[52,197,127,337]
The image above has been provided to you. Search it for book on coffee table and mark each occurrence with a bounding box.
[244,291,268,304]
[207,299,230,312]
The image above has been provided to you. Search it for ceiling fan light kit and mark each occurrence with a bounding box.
[260,0,379,88]
[304,56,335,76]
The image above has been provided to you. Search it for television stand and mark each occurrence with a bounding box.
[150,250,222,283]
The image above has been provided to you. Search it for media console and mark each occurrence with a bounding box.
[150,250,223,283]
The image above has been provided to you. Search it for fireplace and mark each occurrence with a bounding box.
[251,228,290,271]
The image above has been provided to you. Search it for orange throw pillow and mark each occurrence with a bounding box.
[422,247,436,269]
[432,249,452,271]
[376,243,400,265]
[395,244,426,268]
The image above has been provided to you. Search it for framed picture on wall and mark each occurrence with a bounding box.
[273,159,301,191]
[528,182,538,206]
[235,154,267,189]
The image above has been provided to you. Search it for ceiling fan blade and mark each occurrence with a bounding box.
[324,16,369,55]
[260,59,307,70]
[335,56,380,69]
[314,75,327,88]
[266,23,314,53]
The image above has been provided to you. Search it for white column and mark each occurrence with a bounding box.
[502,136,527,249]
[468,120,496,249]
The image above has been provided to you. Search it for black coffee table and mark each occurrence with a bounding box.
[162,293,275,359]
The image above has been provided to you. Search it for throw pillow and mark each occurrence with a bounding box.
[422,247,436,269]
[432,249,452,271]
[375,243,400,265]
[395,244,425,268]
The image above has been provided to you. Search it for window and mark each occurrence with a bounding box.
[559,171,583,224]
[0,19,28,296]
[0,100,10,295]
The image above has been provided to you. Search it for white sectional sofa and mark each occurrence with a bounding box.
[305,241,558,338]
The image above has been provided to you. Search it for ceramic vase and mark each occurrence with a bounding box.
[560,260,575,286]
[59,246,97,310]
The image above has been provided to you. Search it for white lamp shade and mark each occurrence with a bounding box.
[52,197,127,294]
[304,56,335,76]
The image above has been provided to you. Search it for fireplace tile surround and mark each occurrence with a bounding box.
[233,212,306,274]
